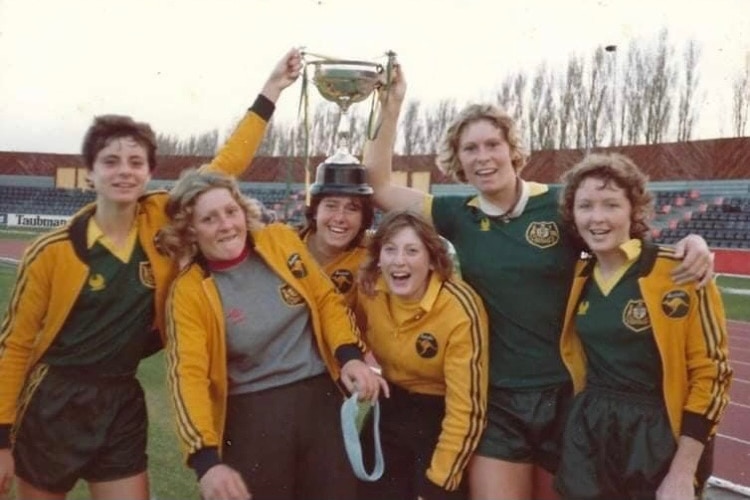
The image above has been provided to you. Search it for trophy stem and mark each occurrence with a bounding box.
[334,108,352,155]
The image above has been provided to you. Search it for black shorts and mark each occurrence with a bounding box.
[358,383,467,500]
[555,386,713,499]
[223,374,355,500]
[474,382,572,473]
[12,364,148,493]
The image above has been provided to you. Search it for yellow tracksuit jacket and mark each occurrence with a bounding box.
[0,97,273,446]
[166,222,366,468]
[560,243,732,443]
[358,273,489,492]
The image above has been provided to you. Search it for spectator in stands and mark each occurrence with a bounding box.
[298,162,375,308]
[362,62,715,500]
[555,152,731,498]
[356,210,488,500]
[0,49,301,500]
[158,169,387,500]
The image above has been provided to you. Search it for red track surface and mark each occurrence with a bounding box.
[0,239,747,488]
[715,320,750,488]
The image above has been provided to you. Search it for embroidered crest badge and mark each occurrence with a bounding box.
[525,221,560,249]
[415,333,438,359]
[661,290,690,318]
[622,299,651,333]
[88,273,105,292]
[139,261,156,289]
[331,269,354,294]
[287,253,307,278]
[279,284,304,306]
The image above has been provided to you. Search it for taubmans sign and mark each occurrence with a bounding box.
[5,213,70,228]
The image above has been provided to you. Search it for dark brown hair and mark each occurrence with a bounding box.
[81,114,157,171]
[299,194,375,249]
[560,153,654,247]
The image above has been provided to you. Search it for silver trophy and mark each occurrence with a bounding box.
[302,52,395,198]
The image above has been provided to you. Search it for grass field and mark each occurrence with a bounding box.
[0,263,199,499]
[0,261,747,498]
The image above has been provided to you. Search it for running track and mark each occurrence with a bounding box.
[0,239,748,490]
[715,319,750,490]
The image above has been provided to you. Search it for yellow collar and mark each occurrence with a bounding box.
[593,239,642,295]
[87,218,138,263]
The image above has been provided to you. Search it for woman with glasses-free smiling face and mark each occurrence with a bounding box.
[572,176,634,274]
[378,225,432,302]
[456,119,517,202]
[87,137,152,207]
[191,188,248,262]
[314,196,365,252]
[356,211,488,500]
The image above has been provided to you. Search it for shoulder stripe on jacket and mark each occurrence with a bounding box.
[0,229,69,349]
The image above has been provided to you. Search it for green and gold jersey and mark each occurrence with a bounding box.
[430,183,578,389]
[574,259,663,394]
[42,239,154,374]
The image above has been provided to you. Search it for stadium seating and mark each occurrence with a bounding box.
[654,194,750,249]
[0,185,95,215]
[1,184,749,248]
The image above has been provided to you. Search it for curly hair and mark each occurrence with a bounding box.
[358,210,454,296]
[559,153,654,249]
[81,114,157,171]
[158,168,264,262]
[299,194,375,249]
[435,104,528,183]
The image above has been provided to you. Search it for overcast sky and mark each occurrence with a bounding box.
[1,0,748,154]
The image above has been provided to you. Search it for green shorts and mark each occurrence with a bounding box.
[555,386,713,499]
[475,382,572,473]
[13,364,148,493]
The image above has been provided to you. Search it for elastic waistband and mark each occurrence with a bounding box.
[388,383,444,405]
[585,384,663,406]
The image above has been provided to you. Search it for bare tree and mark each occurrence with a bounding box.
[495,73,526,127]
[528,63,558,151]
[557,60,578,149]
[569,56,590,149]
[643,29,676,144]
[676,39,702,141]
[732,54,750,137]
[422,98,458,154]
[347,111,369,156]
[400,100,425,155]
[156,129,219,156]
[256,119,284,156]
[621,42,646,145]
[587,47,610,148]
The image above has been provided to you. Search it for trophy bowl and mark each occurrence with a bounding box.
[310,60,383,112]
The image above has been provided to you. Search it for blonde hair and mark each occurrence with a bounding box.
[159,168,264,262]
[560,153,654,247]
[435,104,528,183]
